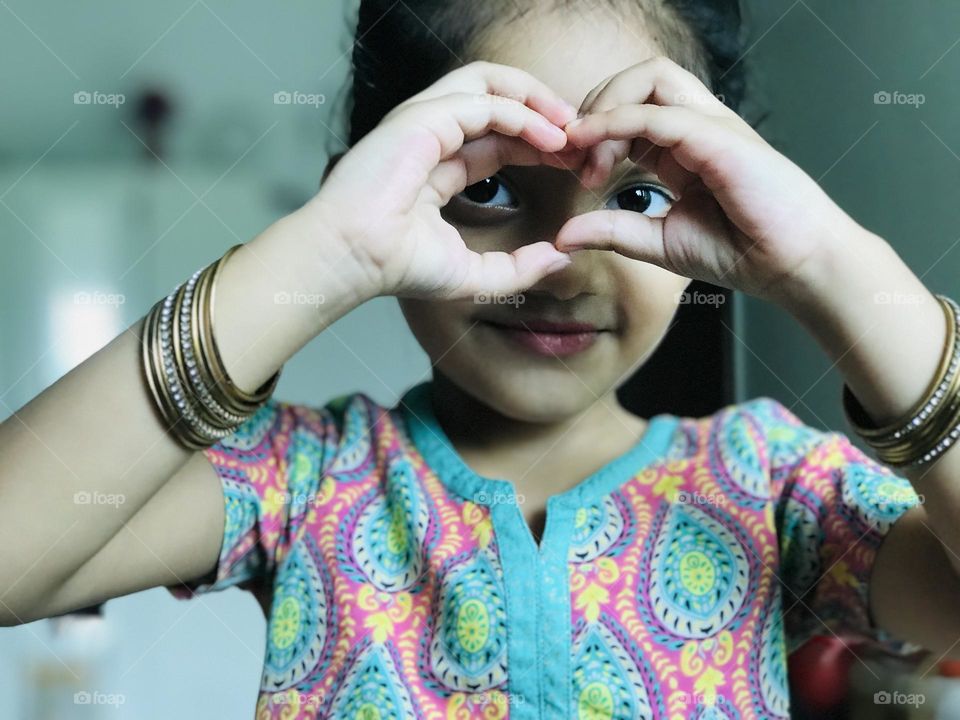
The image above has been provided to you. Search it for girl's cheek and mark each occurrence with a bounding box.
[613,263,689,335]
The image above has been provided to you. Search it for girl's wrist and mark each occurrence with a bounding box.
[285,197,387,306]
[210,206,377,392]
[768,219,946,427]
[760,211,877,316]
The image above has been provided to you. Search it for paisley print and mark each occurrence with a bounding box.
[571,618,656,719]
[261,534,336,691]
[428,547,508,691]
[752,588,790,719]
[327,642,419,719]
[842,461,921,532]
[646,502,751,639]
[777,493,822,599]
[568,495,627,563]
[169,389,921,718]
[326,396,376,482]
[709,408,770,506]
[350,455,432,591]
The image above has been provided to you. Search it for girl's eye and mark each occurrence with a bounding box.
[459,176,518,208]
[605,184,674,218]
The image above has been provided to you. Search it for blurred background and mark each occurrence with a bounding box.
[2,0,960,717]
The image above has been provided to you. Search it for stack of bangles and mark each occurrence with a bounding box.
[141,244,282,450]
[843,293,960,468]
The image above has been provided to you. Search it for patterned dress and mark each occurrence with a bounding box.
[169,381,922,719]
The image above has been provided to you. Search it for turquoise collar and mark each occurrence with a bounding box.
[399,380,680,718]
[399,380,679,510]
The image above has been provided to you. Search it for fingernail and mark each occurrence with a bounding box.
[545,123,568,141]
[566,118,583,130]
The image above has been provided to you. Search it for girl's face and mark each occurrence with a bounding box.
[400,9,692,423]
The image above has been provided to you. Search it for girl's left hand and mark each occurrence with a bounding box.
[556,56,863,303]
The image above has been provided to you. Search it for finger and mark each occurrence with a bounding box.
[580,139,628,190]
[631,139,699,196]
[406,92,570,160]
[555,210,667,268]
[544,146,590,174]
[565,104,750,187]
[577,71,618,117]
[457,243,572,298]
[582,56,733,117]
[583,137,698,197]
[426,134,554,206]
[401,61,579,128]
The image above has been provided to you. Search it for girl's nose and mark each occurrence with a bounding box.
[527,244,603,301]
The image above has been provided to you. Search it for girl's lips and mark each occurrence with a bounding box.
[480,319,604,357]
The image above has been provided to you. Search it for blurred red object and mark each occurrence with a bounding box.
[939,660,960,677]
[789,635,858,716]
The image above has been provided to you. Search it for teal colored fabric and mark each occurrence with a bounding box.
[401,381,679,718]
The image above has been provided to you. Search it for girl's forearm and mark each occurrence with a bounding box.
[775,223,960,572]
[775,224,945,426]
[0,204,370,623]
[213,199,378,392]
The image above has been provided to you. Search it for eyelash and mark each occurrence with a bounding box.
[456,174,675,218]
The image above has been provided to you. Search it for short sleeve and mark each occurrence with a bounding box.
[743,397,923,655]
[166,395,345,600]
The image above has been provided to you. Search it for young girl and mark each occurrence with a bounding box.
[4,0,960,718]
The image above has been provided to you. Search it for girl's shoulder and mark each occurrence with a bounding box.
[684,395,844,473]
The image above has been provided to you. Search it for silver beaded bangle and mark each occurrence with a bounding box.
[847,295,960,447]
[178,269,248,427]
[843,293,960,467]
[159,282,236,443]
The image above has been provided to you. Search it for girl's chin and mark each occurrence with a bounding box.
[458,373,607,422]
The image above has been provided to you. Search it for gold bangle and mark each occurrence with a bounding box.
[844,295,957,442]
[143,295,210,449]
[843,294,960,467]
[200,244,281,411]
[185,261,247,428]
[140,245,282,451]
[878,368,960,466]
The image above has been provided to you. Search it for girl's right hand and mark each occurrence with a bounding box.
[311,62,583,300]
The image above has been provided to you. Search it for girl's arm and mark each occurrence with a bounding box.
[0,61,579,625]
[558,55,960,657]
[0,207,371,625]
[775,225,960,658]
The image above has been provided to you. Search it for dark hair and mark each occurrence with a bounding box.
[345,0,745,147]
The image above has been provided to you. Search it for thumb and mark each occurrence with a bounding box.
[555,210,668,268]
